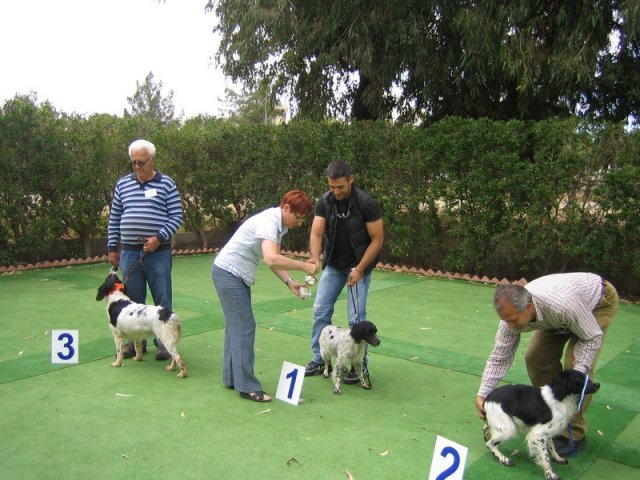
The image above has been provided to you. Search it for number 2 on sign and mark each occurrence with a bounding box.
[427,435,468,480]
[435,446,460,480]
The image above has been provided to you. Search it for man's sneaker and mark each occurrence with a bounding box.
[343,367,360,384]
[122,339,146,359]
[305,361,331,376]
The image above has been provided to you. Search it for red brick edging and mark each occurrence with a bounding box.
[0,248,527,286]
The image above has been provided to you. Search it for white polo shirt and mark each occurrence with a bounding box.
[214,207,288,285]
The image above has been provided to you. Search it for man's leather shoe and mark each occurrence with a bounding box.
[554,436,586,456]
[122,339,146,359]
[343,367,360,385]
[155,345,171,361]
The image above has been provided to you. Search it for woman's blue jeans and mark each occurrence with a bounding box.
[310,265,371,364]
[212,264,263,393]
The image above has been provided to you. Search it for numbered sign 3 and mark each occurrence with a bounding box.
[427,435,468,480]
[51,330,79,364]
[275,361,305,405]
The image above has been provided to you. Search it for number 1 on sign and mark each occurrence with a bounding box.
[275,361,305,405]
[285,368,298,399]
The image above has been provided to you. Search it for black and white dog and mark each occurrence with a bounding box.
[483,369,599,480]
[96,272,187,378]
[319,320,381,395]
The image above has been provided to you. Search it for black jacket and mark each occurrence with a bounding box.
[319,186,379,275]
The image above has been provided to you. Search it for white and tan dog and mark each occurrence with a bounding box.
[96,272,187,378]
[319,320,380,394]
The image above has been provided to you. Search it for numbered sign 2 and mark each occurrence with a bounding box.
[275,361,305,405]
[427,435,468,480]
[51,330,79,364]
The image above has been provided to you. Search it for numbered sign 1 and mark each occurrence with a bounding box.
[275,361,305,405]
[51,330,79,364]
[427,435,468,480]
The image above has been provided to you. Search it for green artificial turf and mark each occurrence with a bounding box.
[0,254,638,479]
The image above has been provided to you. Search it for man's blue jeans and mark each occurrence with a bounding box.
[310,265,371,364]
[120,248,173,349]
[119,248,173,308]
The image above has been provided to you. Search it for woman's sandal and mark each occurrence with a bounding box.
[239,390,271,402]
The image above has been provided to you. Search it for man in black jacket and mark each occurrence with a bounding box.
[305,160,384,384]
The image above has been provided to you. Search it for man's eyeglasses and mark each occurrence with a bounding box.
[131,156,152,167]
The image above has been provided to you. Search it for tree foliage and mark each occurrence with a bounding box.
[125,71,179,126]
[0,94,72,262]
[2,94,639,294]
[63,113,133,255]
[0,95,163,262]
[218,85,286,125]
[208,0,639,124]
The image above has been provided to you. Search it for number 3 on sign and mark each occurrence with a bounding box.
[275,361,305,405]
[428,435,468,480]
[51,330,79,364]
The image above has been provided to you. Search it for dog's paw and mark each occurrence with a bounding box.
[177,371,187,378]
[554,456,568,465]
[110,361,122,368]
[544,473,560,480]
[499,457,513,467]
[165,364,176,372]
[322,372,330,378]
[333,387,342,395]
[134,355,143,362]
[360,382,371,390]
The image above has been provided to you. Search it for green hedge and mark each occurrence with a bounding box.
[1,96,638,294]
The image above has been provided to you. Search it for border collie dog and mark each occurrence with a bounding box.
[319,321,381,395]
[483,369,599,480]
[96,272,187,378]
